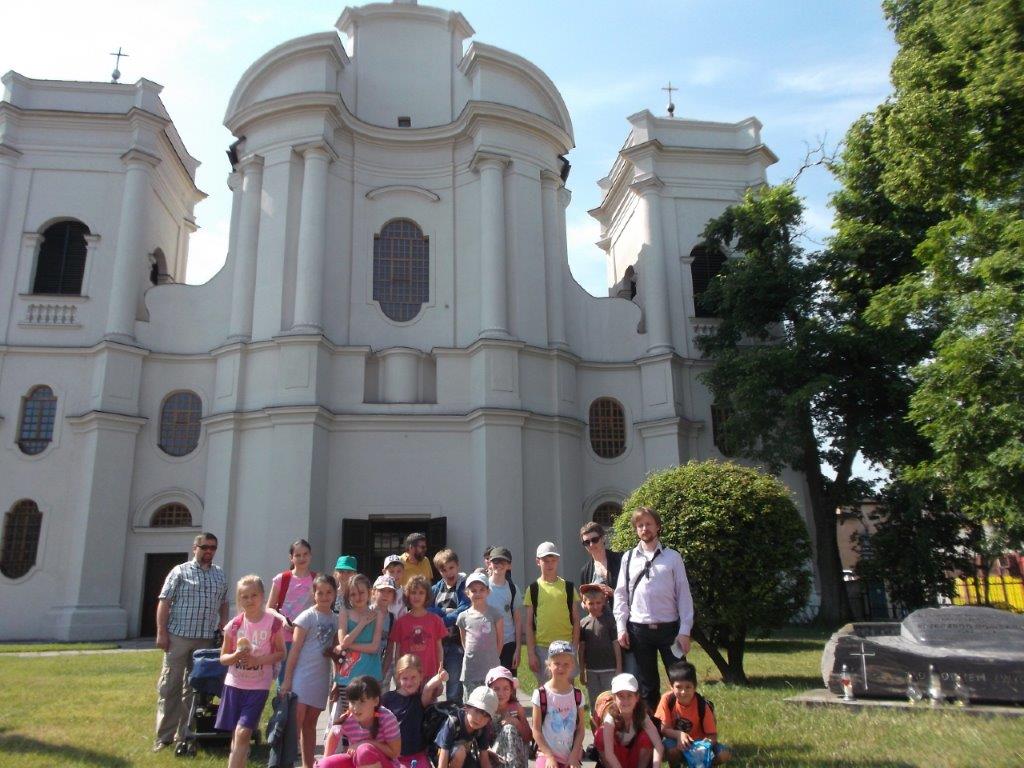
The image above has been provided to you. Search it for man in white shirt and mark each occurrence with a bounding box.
[613,506,694,708]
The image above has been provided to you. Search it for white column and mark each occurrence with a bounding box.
[105,149,160,341]
[292,143,334,332]
[631,174,672,354]
[472,151,511,338]
[228,155,265,341]
[541,170,567,348]
[0,144,19,239]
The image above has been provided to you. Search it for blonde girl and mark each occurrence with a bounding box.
[330,574,384,721]
[217,575,286,768]
[381,654,447,768]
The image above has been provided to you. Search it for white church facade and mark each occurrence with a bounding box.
[0,0,812,640]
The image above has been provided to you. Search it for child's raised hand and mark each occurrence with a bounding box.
[438,668,449,683]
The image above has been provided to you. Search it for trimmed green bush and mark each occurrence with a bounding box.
[612,460,812,683]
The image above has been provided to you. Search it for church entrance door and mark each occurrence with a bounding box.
[341,517,447,578]
[139,552,188,637]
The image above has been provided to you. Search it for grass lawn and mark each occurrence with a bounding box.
[0,642,119,654]
[0,629,1022,767]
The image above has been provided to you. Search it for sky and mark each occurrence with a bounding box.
[4,0,897,294]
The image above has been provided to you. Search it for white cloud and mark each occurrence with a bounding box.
[774,62,890,97]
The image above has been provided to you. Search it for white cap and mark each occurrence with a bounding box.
[611,673,639,694]
[536,541,561,558]
[465,572,490,590]
[383,554,403,567]
[372,575,397,591]
[465,685,498,717]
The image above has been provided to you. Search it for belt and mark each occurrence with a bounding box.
[628,620,674,630]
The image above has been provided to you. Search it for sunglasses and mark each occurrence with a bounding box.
[582,537,601,546]
[197,544,218,551]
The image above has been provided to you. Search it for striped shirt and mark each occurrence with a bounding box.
[159,559,228,639]
[328,707,400,765]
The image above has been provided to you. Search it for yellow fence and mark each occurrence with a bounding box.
[953,575,1024,613]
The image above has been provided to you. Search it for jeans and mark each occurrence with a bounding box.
[627,619,681,709]
[443,641,464,703]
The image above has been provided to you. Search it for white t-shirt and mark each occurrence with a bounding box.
[531,684,579,761]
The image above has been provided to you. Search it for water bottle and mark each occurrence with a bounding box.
[840,664,853,700]
[927,664,943,706]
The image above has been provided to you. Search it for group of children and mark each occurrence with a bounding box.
[211,537,729,768]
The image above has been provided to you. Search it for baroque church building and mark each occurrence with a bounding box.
[0,0,811,640]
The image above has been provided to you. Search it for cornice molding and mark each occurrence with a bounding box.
[470,148,512,173]
[67,410,147,434]
[365,184,440,203]
[121,147,162,168]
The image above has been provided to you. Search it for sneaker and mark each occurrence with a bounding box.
[152,740,172,752]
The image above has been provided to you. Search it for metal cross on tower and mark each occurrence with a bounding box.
[110,47,129,83]
[662,81,678,117]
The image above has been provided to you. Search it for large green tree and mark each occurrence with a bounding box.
[866,0,1024,540]
[612,461,811,684]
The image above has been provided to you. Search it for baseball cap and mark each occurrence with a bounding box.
[485,666,518,688]
[579,582,606,595]
[536,541,560,558]
[547,639,574,657]
[488,546,513,562]
[465,686,498,717]
[373,575,397,591]
[611,673,639,694]
[465,572,490,590]
[334,555,357,572]
[383,554,403,568]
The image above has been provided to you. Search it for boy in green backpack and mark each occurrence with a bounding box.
[524,541,580,685]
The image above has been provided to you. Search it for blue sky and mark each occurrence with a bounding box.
[4,0,897,294]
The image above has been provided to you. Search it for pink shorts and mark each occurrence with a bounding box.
[318,743,395,768]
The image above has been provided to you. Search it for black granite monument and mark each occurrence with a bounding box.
[822,606,1024,704]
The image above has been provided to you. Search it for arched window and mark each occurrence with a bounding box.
[151,503,193,527]
[33,221,90,295]
[592,502,622,528]
[158,391,202,457]
[1,500,42,579]
[18,386,57,455]
[589,398,627,459]
[690,245,727,318]
[373,219,429,321]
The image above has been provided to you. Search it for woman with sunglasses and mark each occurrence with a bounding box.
[579,522,622,606]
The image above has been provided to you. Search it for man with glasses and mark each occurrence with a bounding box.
[398,531,435,587]
[613,507,694,709]
[153,532,229,754]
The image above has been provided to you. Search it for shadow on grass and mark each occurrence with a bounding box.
[0,727,130,767]
[728,740,915,767]
[746,675,823,691]
[746,639,827,653]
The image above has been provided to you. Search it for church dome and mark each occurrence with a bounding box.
[224,0,573,148]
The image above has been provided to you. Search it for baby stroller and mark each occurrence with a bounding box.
[180,647,233,755]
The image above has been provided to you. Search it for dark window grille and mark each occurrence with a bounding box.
[373,219,429,322]
[589,398,627,458]
[32,221,90,295]
[711,403,734,455]
[592,502,622,528]
[151,503,193,527]
[18,386,57,455]
[159,391,202,457]
[690,245,727,318]
[1,500,42,579]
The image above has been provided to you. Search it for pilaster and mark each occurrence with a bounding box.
[228,154,265,341]
[630,173,672,355]
[540,170,567,348]
[471,150,511,339]
[292,142,336,332]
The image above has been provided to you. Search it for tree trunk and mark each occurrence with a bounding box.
[796,406,853,626]
[692,627,749,684]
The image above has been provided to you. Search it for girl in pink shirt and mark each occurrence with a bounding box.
[267,538,317,687]
[322,676,401,768]
[217,574,286,768]
[388,575,446,678]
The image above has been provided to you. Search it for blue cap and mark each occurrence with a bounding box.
[335,555,357,572]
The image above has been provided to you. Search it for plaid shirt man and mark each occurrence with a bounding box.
[159,558,228,639]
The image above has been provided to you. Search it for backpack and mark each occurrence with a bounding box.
[275,570,317,612]
[422,702,462,764]
[666,692,715,736]
[528,579,575,630]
